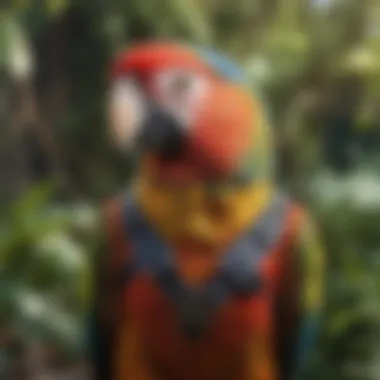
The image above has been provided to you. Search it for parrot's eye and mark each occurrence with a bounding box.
[157,70,193,97]
[154,69,210,127]
[108,77,145,149]
[167,73,192,97]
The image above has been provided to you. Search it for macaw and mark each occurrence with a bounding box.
[88,41,325,380]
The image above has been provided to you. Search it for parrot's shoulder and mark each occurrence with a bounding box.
[268,194,310,261]
[283,199,308,240]
[285,201,319,244]
[277,197,322,266]
[265,192,305,240]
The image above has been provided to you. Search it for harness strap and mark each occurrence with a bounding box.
[119,193,292,340]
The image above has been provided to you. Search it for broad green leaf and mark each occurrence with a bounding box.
[11,181,56,223]
[44,0,68,17]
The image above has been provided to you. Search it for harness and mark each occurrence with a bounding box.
[121,193,290,340]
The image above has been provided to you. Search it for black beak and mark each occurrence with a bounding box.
[137,102,186,160]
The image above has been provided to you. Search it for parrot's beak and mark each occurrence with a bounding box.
[137,101,186,160]
[108,77,188,160]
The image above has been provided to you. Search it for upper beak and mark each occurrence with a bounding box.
[108,78,187,160]
[138,101,186,160]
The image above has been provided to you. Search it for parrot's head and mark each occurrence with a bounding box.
[108,41,274,248]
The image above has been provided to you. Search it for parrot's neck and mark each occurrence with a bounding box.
[134,172,273,286]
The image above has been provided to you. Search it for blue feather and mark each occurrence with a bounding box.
[294,315,321,380]
[194,47,247,83]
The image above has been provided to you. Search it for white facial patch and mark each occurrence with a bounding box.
[108,78,145,149]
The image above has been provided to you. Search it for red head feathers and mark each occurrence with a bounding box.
[108,41,271,184]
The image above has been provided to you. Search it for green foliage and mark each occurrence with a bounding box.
[1,0,380,378]
[306,171,380,380]
[0,183,99,355]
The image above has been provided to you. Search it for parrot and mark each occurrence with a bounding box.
[88,41,325,380]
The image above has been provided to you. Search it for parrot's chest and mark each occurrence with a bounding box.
[124,274,273,380]
[116,195,288,379]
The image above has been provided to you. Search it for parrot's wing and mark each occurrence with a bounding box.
[88,198,130,380]
[273,208,325,380]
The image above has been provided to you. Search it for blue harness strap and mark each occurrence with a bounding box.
[122,193,290,340]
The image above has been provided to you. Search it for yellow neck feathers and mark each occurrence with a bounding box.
[134,166,273,249]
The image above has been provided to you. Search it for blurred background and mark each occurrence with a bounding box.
[1,0,380,379]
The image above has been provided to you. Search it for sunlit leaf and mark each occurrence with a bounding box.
[11,182,56,222]
[45,0,68,17]
[0,15,34,79]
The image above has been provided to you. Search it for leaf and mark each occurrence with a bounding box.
[44,0,68,17]
[0,14,34,79]
[11,181,56,224]
[10,288,82,353]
